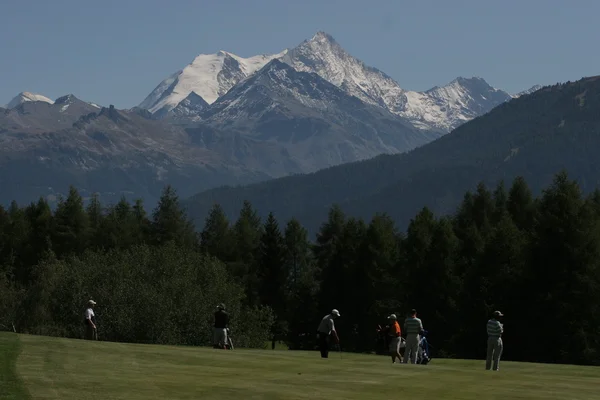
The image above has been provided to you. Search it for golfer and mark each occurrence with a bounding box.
[403,309,423,364]
[316,309,340,358]
[213,303,230,349]
[84,299,97,340]
[486,310,504,371]
[387,314,403,364]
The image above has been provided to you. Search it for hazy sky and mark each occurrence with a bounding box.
[1,0,599,108]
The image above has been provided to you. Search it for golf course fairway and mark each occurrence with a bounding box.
[1,332,599,399]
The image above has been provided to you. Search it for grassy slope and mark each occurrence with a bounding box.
[2,332,600,400]
[0,333,30,400]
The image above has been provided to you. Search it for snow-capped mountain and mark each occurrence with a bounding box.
[281,32,408,114]
[140,31,520,133]
[401,77,513,130]
[6,92,54,109]
[139,50,288,115]
[281,32,512,132]
[196,59,440,174]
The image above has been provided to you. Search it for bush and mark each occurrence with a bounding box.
[12,243,274,348]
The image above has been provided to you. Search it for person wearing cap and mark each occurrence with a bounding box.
[387,314,403,364]
[84,300,97,340]
[403,309,424,364]
[486,310,504,371]
[316,309,340,358]
[213,303,230,349]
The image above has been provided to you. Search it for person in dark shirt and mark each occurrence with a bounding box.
[213,303,230,349]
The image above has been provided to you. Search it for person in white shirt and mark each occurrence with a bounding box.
[316,309,340,358]
[84,300,97,340]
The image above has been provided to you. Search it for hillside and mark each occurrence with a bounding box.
[184,75,600,234]
[2,333,599,400]
[0,100,264,206]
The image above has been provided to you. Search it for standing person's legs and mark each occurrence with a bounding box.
[405,335,419,364]
[404,335,419,364]
[85,324,94,340]
[486,337,495,370]
[318,333,329,358]
[214,328,226,348]
[492,338,503,371]
[410,335,420,364]
[389,337,401,363]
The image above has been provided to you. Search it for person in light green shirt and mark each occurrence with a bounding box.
[486,310,504,371]
[403,309,423,364]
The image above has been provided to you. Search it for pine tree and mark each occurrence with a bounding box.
[529,171,600,364]
[151,185,196,247]
[258,213,287,348]
[492,180,508,224]
[283,218,310,294]
[23,198,53,269]
[472,182,495,236]
[132,199,150,245]
[232,200,263,305]
[200,203,233,262]
[507,176,535,231]
[86,193,104,249]
[479,213,529,359]
[354,213,400,351]
[403,207,437,303]
[420,217,460,354]
[52,186,89,257]
[314,205,346,312]
[283,218,317,349]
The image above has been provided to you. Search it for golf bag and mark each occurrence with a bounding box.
[225,328,234,350]
[416,330,431,364]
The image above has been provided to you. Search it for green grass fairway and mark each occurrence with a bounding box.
[2,332,599,399]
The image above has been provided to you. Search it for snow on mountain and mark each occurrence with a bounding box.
[513,84,543,98]
[199,59,439,174]
[139,31,531,132]
[282,31,408,113]
[139,49,288,115]
[6,92,54,109]
[281,32,511,132]
[165,91,209,121]
[401,77,513,131]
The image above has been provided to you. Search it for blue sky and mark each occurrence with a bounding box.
[1,0,599,108]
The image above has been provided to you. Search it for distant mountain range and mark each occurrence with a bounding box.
[183,76,600,235]
[1,31,541,207]
[140,32,535,133]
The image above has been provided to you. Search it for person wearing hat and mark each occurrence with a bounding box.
[403,309,424,364]
[316,309,341,358]
[213,303,230,349]
[486,310,504,371]
[387,314,403,364]
[84,300,97,340]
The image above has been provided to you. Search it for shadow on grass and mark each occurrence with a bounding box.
[0,332,31,400]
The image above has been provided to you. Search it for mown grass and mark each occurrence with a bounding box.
[2,332,600,399]
[0,332,31,400]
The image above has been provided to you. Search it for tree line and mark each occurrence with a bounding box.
[1,171,599,366]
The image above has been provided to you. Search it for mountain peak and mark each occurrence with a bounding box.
[54,94,79,104]
[310,31,336,43]
[140,49,287,113]
[6,92,54,109]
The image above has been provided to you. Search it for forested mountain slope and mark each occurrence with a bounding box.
[185,76,600,234]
